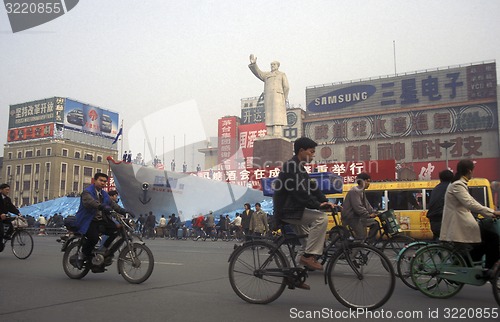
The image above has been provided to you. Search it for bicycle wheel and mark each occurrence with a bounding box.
[62,241,90,279]
[118,243,154,284]
[410,244,465,298]
[493,262,500,307]
[396,242,428,290]
[327,244,395,310]
[11,230,34,259]
[228,240,288,304]
[380,234,414,276]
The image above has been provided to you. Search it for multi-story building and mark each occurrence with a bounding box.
[3,97,120,206]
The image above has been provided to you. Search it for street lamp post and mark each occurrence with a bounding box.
[439,141,455,170]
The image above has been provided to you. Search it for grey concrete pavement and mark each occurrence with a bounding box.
[1,236,498,322]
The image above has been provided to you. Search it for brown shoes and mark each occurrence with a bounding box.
[299,255,323,271]
[296,282,311,290]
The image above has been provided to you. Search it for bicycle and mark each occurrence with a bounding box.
[1,216,34,259]
[409,240,500,306]
[228,210,395,310]
[319,209,414,275]
[396,240,433,289]
[60,212,154,284]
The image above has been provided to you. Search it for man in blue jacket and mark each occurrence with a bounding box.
[75,172,127,268]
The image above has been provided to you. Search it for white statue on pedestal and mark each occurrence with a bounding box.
[248,54,289,137]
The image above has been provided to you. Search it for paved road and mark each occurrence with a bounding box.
[1,236,498,322]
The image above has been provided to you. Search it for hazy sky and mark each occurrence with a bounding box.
[1,0,499,158]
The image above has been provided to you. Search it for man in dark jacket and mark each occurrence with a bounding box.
[241,203,253,235]
[426,169,453,240]
[0,183,21,245]
[273,137,335,275]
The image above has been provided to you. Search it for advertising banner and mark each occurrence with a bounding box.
[193,159,396,190]
[238,122,266,167]
[64,98,119,138]
[306,62,496,115]
[217,116,239,168]
[7,123,54,142]
[8,97,64,129]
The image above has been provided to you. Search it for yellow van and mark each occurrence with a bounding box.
[326,178,495,239]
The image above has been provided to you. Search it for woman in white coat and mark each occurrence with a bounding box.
[440,159,500,275]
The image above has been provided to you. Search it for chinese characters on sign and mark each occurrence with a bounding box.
[192,160,396,190]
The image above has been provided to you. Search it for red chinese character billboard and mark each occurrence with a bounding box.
[217,116,239,168]
[238,122,267,168]
[7,123,54,142]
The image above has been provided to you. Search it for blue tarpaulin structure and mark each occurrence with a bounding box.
[19,197,82,218]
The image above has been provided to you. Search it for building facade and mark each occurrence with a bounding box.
[3,97,119,206]
[303,61,499,181]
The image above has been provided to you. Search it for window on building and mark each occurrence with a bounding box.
[74,165,80,175]
[23,180,30,190]
[7,166,11,176]
[96,168,102,174]
[75,151,81,159]
[17,151,22,158]
[46,163,51,173]
[35,164,40,174]
[36,149,41,157]
[46,148,52,156]
[73,182,79,191]
[8,152,12,160]
[62,149,68,157]
[25,150,33,158]
[16,165,21,175]
[15,181,20,190]
[24,164,32,174]
[60,180,66,190]
[84,153,93,161]
[83,167,93,177]
[97,155,103,163]
[22,197,29,206]
[34,180,39,190]
[44,180,49,190]
[61,163,67,173]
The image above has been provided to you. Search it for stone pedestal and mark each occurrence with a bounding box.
[252,137,293,168]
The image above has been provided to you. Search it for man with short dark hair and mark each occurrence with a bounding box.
[273,137,335,278]
[426,169,453,240]
[341,172,379,242]
[75,173,128,268]
[0,183,20,245]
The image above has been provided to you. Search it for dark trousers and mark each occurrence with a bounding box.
[470,226,500,269]
[82,220,118,257]
[1,219,14,239]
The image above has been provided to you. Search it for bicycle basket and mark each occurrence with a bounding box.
[378,209,401,235]
[12,217,28,228]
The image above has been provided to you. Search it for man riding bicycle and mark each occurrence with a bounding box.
[273,137,336,278]
[0,183,21,249]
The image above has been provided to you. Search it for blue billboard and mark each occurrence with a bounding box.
[64,98,119,138]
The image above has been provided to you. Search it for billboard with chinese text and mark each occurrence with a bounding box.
[217,116,239,168]
[7,123,54,142]
[306,61,496,114]
[238,123,266,167]
[8,97,64,129]
[192,159,396,190]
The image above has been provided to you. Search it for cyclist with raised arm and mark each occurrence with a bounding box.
[273,137,335,277]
